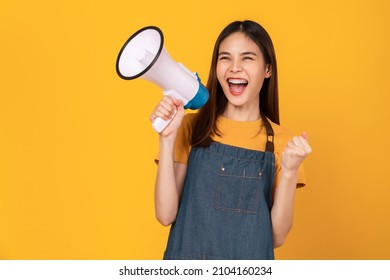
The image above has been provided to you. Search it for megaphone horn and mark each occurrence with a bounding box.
[116,26,209,133]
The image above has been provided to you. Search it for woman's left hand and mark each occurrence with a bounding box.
[281,132,312,174]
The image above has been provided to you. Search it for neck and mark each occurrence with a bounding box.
[222,105,261,122]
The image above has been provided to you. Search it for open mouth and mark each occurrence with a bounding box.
[228,78,248,94]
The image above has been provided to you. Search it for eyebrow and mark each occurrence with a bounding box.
[218,51,257,56]
[241,52,257,56]
[218,51,230,56]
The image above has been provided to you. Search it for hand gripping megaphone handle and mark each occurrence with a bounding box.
[152,109,177,133]
[115,26,209,133]
[152,89,184,133]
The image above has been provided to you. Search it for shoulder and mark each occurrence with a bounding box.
[267,118,295,153]
[176,113,198,147]
[268,119,307,188]
[182,113,197,127]
[174,113,197,165]
[178,113,197,138]
[269,119,295,138]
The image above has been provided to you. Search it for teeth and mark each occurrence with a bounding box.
[228,79,248,85]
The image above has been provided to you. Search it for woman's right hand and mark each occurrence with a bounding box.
[149,96,185,137]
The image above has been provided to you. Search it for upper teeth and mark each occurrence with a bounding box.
[228,79,247,85]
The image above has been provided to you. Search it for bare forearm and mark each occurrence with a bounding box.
[150,97,186,226]
[271,170,298,248]
[271,132,312,247]
[155,136,181,226]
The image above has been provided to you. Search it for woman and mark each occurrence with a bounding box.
[150,20,312,260]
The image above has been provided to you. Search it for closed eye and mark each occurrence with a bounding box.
[218,52,231,61]
[242,52,256,61]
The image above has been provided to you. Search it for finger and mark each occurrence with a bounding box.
[158,105,174,120]
[162,95,174,105]
[172,98,183,107]
[291,134,312,155]
[149,113,155,123]
[284,145,305,157]
[159,99,176,115]
[282,147,305,159]
[297,135,312,154]
[173,99,185,115]
[150,103,173,121]
[291,136,303,147]
[288,137,305,153]
[287,140,297,149]
[286,137,307,156]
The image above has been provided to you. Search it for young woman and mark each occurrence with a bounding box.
[150,20,312,260]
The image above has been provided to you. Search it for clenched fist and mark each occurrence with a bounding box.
[149,96,184,136]
[281,132,312,174]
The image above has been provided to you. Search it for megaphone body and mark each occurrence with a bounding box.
[116,26,209,133]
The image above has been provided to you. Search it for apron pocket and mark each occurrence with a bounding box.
[215,166,261,215]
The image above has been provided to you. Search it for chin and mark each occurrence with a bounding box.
[226,97,247,107]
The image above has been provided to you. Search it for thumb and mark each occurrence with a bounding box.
[172,98,183,107]
[173,99,184,112]
[301,131,309,141]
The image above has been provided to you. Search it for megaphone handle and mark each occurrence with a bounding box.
[152,109,177,133]
[151,89,183,133]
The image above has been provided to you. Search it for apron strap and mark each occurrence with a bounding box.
[261,114,275,153]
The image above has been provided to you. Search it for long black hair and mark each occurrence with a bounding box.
[192,20,279,147]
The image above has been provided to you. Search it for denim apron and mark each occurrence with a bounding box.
[163,115,276,260]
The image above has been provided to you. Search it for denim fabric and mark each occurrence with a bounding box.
[163,142,276,260]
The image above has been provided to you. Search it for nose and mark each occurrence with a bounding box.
[230,58,243,73]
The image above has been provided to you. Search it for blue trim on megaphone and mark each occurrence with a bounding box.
[184,82,209,110]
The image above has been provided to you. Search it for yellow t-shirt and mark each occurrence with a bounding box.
[170,113,306,188]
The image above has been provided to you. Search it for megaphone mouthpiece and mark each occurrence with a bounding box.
[116,26,164,80]
[135,48,155,66]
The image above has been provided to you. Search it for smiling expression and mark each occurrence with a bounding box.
[216,32,271,118]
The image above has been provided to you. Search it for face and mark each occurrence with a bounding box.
[216,32,271,116]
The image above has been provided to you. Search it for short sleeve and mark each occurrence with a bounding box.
[274,161,306,188]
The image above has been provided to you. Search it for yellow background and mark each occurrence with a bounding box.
[1,0,389,259]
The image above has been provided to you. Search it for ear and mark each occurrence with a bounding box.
[265,65,272,78]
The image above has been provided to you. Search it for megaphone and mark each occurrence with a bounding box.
[116,26,209,133]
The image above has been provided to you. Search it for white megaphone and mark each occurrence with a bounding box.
[116,26,209,133]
